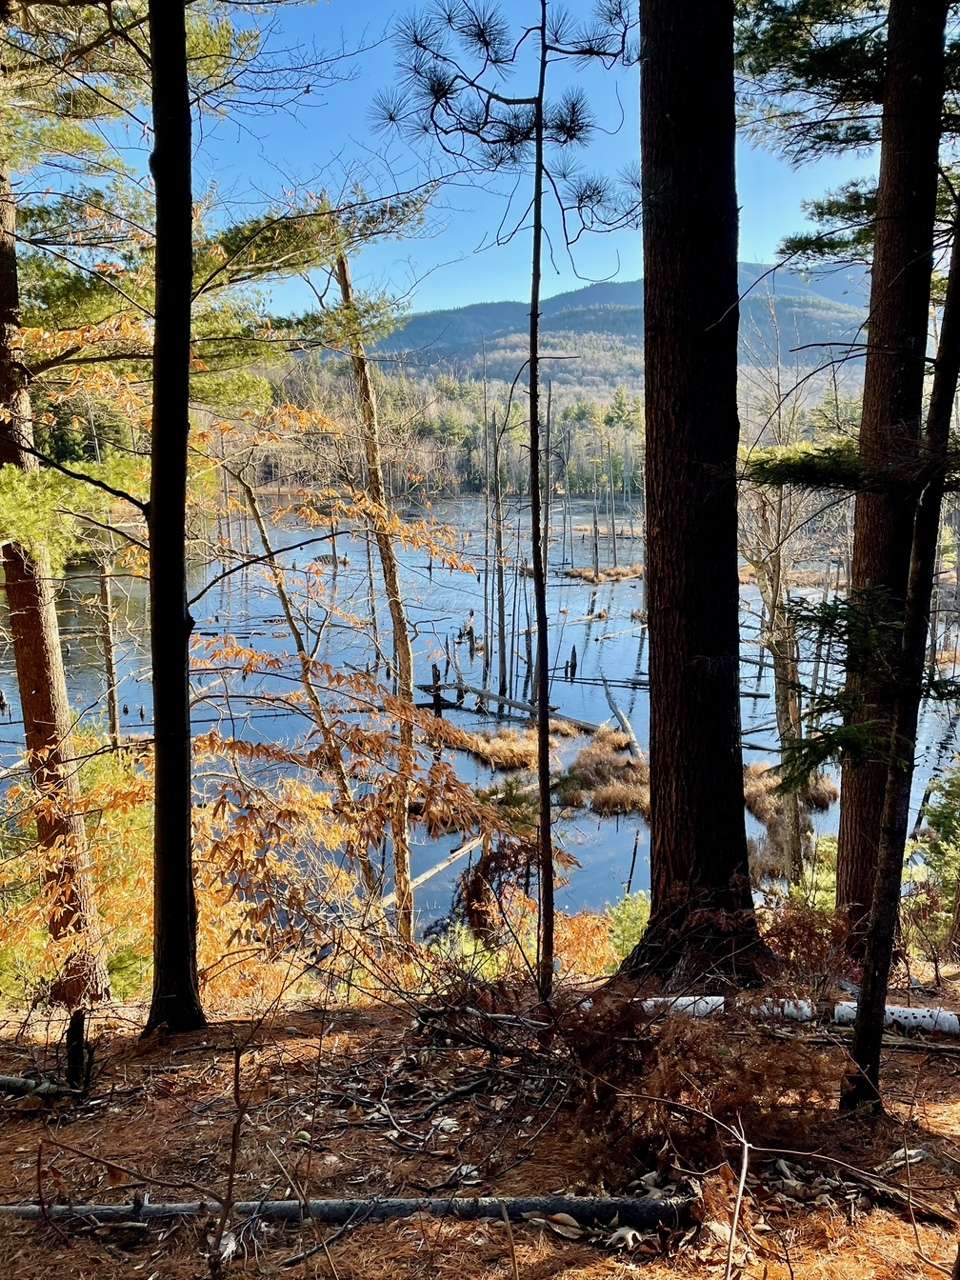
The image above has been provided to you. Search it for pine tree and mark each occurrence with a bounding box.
[0,167,109,1006]
[0,3,136,1005]
[620,0,765,980]
[382,0,634,996]
[836,0,948,939]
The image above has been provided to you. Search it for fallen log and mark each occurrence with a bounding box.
[380,835,484,908]
[416,682,601,734]
[0,1075,80,1099]
[601,676,642,759]
[634,995,960,1036]
[0,1192,697,1229]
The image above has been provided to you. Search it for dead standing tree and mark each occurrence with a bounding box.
[334,249,416,942]
[381,0,634,998]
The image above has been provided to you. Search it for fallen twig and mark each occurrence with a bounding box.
[725,1125,750,1280]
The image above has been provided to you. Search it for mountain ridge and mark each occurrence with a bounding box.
[373,261,870,392]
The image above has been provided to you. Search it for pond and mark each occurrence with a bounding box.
[0,495,955,927]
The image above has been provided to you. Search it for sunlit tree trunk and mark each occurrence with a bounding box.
[755,499,804,883]
[99,560,121,751]
[0,169,109,1007]
[492,416,508,706]
[144,0,205,1033]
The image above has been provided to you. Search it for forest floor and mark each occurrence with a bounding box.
[0,976,957,1279]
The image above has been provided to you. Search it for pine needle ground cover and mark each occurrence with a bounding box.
[0,973,957,1279]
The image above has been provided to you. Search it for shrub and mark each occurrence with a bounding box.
[606,890,650,963]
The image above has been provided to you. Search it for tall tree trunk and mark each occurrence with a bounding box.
[0,170,109,1008]
[541,383,551,569]
[836,0,947,939]
[621,0,763,981]
[769,618,804,881]
[529,0,553,1000]
[144,0,205,1033]
[607,440,618,568]
[335,250,415,944]
[842,200,960,1112]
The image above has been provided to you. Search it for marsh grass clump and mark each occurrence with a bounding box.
[554,726,650,817]
[743,762,839,878]
[591,778,651,817]
[564,561,644,584]
[548,717,583,738]
[427,717,584,772]
[456,726,539,769]
[739,564,829,588]
[743,762,782,827]
[804,771,839,813]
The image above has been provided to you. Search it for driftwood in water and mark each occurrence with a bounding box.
[380,835,484,909]
[0,1192,696,1228]
[602,677,642,760]
[416,682,601,735]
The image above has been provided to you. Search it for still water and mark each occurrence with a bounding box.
[0,496,955,925]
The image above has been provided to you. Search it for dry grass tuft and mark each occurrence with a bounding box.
[564,561,644,584]
[591,779,651,818]
[548,717,583,738]
[427,717,584,771]
[458,726,539,769]
[744,762,838,823]
[555,727,649,816]
[805,771,839,812]
[739,564,831,588]
[743,763,838,877]
[743,762,782,827]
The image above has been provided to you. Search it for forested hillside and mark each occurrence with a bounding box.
[375,261,870,386]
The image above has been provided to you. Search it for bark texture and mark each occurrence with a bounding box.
[622,0,763,981]
[836,0,948,934]
[144,0,205,1033]
[844,206,958,1111]
[0,168,108,1007]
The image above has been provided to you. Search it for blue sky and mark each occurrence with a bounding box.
[193,1,876,314]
